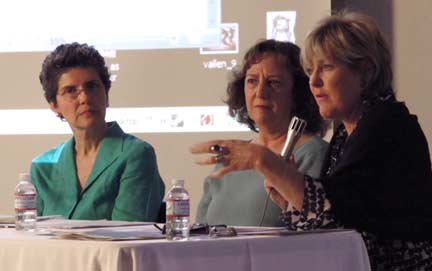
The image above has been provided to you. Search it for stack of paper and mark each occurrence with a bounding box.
[54,225,165,241]
[0,215,14,228]
[37,218,152,230]
[35,219,165,241]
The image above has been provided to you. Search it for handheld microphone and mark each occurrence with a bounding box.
[259,116,307,226]
[280,116,307,160]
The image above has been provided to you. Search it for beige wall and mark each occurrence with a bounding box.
[336,0,432,157]
[393,1,432,152]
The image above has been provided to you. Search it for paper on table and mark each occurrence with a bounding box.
[37,215,64,221]
[1,215,65,225]
[0,215,15,228]
[37,218,154,230]
[0,215,14,224]
[52,224,165,241]
[1,215,65,228]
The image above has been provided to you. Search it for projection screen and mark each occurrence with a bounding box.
[0,0,331,218]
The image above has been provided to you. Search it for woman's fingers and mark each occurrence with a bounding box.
[191,139,257,178]
[190,140,224,154]
[190,139,248,154]
[194,155,219,165]
[208,164,235,178]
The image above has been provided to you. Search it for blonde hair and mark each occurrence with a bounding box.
[301,12,394,101]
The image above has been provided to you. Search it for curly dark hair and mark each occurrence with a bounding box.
[226,39,325,135]
[39,42,111,104]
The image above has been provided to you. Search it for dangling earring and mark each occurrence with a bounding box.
[57,113,66,122]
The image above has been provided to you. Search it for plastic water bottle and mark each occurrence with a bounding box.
[15,173,37,231]
[165,179,190,240]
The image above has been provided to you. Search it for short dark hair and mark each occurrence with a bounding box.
[226,39,325,135]
[39,42,111,104]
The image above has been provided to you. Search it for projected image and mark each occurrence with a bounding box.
[200,23,239,55]
[0,107,247,135]
[0,1,330,135]
[0,0,221,52]
[266,11,297,43]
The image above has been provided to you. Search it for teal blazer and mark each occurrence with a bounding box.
[30,122,165,221]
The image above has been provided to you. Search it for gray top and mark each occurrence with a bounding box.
[195,135,328,226]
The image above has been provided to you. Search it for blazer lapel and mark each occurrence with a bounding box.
[81,123,123,193]
[57,138,81,218]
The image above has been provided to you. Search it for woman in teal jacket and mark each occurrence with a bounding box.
[31,43,164,221]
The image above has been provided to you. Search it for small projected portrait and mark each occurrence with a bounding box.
[200,23,239,55]
[200,114,214,126]
[266,11,296,43]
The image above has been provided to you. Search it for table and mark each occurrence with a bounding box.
[0,228,370,271]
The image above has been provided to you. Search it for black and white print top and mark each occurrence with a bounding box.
[280,124,432,271]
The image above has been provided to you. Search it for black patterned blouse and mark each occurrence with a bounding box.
[281,100,432,271]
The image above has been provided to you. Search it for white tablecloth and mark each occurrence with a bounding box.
[0,228,370,271]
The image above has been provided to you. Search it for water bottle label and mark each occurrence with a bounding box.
[166,199,189,218]
[15,193,36,211]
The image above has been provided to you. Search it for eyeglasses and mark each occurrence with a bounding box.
[57,80,104,100]
[153,223,236,238]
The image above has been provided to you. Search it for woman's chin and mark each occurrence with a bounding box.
[318,108,335,120]
[73,117,104,130]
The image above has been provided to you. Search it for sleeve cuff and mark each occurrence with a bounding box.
[281,175,336,231]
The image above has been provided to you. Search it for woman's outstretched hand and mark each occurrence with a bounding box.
[190,139,269,178]
[190,139,305,210]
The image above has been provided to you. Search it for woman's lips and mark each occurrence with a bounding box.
[254,104,272,110]
[314,93,328,101]
[79,109,96,116]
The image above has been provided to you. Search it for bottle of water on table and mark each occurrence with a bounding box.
[165,179,190,240]
[15,173,37,231]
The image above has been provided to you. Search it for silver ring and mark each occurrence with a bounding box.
[214,154,223,163]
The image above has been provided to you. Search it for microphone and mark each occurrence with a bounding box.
[280,116,307,160]
[259,116,307,226]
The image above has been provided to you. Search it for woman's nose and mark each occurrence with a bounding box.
[309,70,323,88]
[77,88,90,102]
[256,80,270,98]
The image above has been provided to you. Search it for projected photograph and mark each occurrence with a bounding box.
[0,1,329,134]
[200,23,239,55]
[266,11,297,43]
[0,0,332,220]
[0,0,221,52]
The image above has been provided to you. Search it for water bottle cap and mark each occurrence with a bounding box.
[171,179,184,186]
[18,173,31,182]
